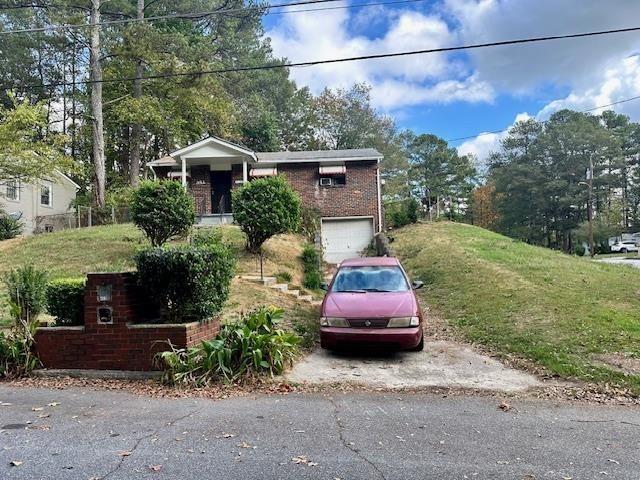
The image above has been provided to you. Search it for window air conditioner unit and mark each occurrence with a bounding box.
[320,177,332,186]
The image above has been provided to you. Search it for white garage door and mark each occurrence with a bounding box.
[321,217,375,264]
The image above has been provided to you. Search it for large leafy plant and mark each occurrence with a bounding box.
[158,306,301,385]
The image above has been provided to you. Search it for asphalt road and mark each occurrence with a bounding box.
[1,385,640,479]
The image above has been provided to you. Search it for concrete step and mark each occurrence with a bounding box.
[285,289,300,297]
[270,283,289,292]
[298,295,313,302]
[240,275,277,286]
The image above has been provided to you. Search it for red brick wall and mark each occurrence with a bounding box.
[35,272,220,371]
[190,165,212,215]
[279,160,380,231]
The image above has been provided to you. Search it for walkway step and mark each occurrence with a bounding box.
[270,283,289,292]
[298,295,313,302]
[240,275,277,286]
[285,289,300,297]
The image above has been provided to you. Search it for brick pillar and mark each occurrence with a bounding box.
[190,165,212,215]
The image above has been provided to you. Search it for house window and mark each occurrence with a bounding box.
[5,180,19,201]
[319,174,346,187]
[40,183,52,207]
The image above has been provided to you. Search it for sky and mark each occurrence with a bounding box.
[262,0,640,164]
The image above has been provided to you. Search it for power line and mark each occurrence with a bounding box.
[19,24,640,90]
[446,95,640,144]
[0,0,373,35]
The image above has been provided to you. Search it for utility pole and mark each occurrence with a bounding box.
[90,0,106,207]
[587,157,595,257]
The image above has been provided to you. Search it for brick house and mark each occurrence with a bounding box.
[147,136,383,263]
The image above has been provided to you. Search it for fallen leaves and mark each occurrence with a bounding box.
[10,460,23,467]
[47,402,61,407]
[118,451,132,457]
[31,407,44,412]
[292,455,318,467]
[498,401,512,412]
[236,442,256,449]
[148,464,163,472]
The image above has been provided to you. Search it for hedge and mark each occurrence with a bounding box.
[45,278,86,326]
[135,244,235,323]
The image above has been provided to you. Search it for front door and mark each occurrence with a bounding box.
[210,171,232,214]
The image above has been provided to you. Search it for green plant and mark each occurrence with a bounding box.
[407,197,419,224]
[300,244,322,290]
[157,306,301,385]
[291,307,320,349]
[4,265,48,323]
[131,180,195,247]
[574,244,586,256]
[45,278,85,326]
[275,271,292,284]
[390,207,410,228]
[191,228,224,247]
[232,176,301,253]
[135,244,235,323]
[0,328,39,378]
[0,209,22,240]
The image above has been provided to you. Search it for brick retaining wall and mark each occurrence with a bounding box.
[35,272,220,371]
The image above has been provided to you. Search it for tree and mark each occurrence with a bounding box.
[0,98,70,183]
[232,176,301,253]
[131,180,195,247]
[469,184,500,230]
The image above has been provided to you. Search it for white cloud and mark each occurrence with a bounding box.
[266,6,495,109]
[444,0,640,92]
[537,55,640,119]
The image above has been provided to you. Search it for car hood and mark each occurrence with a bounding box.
[323,291,417,318]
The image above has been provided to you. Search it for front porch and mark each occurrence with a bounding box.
[147,137,256,219]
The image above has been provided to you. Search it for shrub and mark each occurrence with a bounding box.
[135,244,235,323]
[0,210,22,240]
[131,180,195,247]
[191,228,224,248]
[232,176,301,253]
[300,244,322,290]
[0,329,39,378]
[391,208,410,228]
[291,307,320,349]
[46,278,85,326]
[275,271,292,284]
[4,266,48,323]
[157,306,300,385]
[574,244,586,257]
[407,197,419,224]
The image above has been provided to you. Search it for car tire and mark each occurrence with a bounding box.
[410,334,424,352]
[621,248,628,253]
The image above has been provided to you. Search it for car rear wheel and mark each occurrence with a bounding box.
[621,248,628,253]
[410,334,424,352]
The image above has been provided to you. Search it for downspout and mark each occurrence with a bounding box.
[376,159,383,233]
[181,157,187,188]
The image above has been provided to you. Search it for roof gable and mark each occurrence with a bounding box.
[171,136,256,160]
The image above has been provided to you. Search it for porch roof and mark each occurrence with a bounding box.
[255,148,382,163]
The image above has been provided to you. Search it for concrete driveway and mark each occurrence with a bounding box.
[286,340,540,392]
[598,257,640,268]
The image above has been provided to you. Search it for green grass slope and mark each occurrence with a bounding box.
[394,221,640,394]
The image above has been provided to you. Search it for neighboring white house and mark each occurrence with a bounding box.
[0,172,79,235]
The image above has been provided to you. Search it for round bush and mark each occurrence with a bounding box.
[46,278,85,326]
[0,211,22,240]
[135,244,235,323]
[232,176,301,253]
[131,180,195,247]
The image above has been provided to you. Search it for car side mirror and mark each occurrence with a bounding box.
[320,282,329,291]
[412,281,424,290]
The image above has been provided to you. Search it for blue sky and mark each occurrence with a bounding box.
[262,0,640,161]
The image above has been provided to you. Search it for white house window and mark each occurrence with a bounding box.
[40,183,52,207]
[319,174,346,187]
[5,180,19,201]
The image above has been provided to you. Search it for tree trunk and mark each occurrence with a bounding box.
[129,0,144,187]
[90,0,106,207]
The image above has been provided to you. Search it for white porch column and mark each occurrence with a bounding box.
[181,157,187,188]
[242,159,248,183]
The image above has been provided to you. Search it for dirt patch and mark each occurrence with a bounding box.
[285,340,541,393]
[593,353,640,376]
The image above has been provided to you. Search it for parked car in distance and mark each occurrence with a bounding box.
[319,257,424,352]
[610,241,639,253]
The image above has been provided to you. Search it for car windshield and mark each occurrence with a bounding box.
[331,266,410,292]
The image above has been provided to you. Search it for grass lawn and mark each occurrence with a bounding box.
[0,224,317,330]
[393,221,640,395]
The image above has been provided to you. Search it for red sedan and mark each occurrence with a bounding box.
[319,257,424,351]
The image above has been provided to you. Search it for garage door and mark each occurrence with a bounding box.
[321,217,374,264]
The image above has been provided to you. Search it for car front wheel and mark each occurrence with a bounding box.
[410,334,424,352]
[621,248,628,253]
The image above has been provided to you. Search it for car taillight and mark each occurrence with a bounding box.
[387,316,420,327]
[320,317,349,327]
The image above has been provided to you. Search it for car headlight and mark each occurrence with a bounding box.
[387,316,420,327]
[320,317,349,327]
